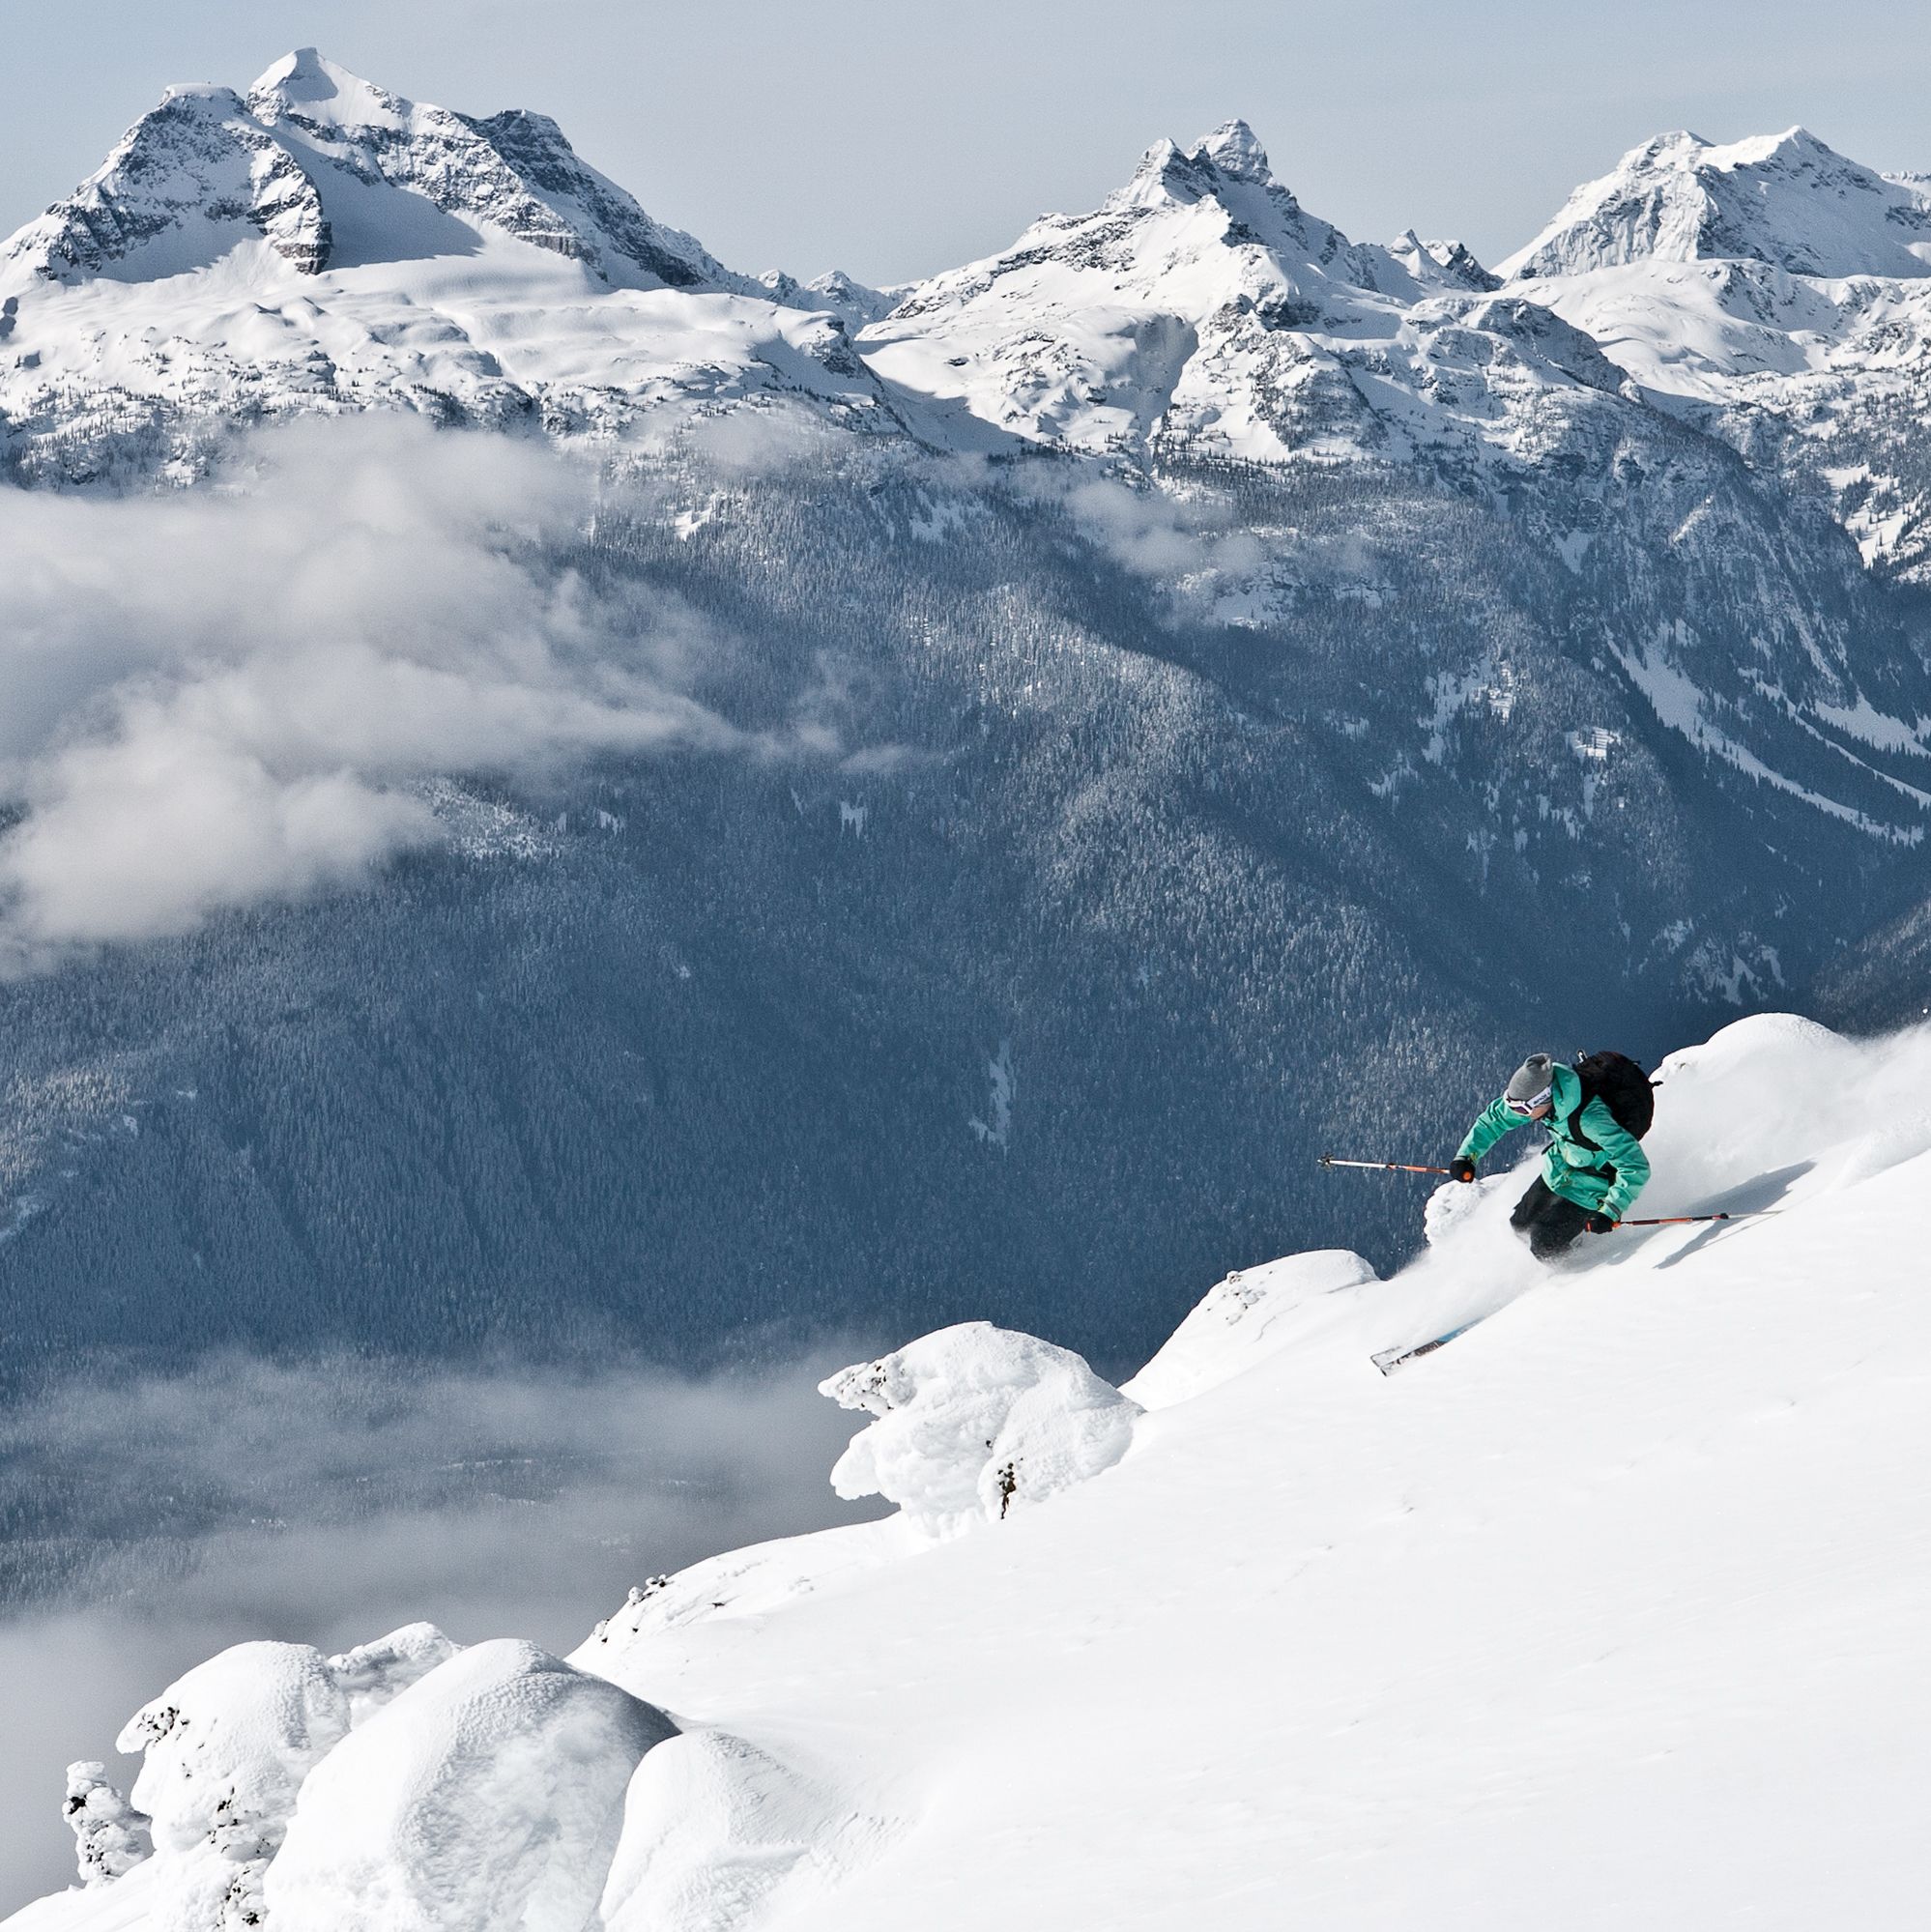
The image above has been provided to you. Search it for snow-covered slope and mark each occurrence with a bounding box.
[0,51,898,479]
[1501,128,1931,578]
[12,1013,1931,1929]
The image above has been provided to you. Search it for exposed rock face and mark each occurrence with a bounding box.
[1390,230,1500,292]
[6,85,333,280]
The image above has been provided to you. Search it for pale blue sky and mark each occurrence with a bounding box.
[5,0,1929,284]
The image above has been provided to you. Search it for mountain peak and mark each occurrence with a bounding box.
[158,82,243,108]
[1110,119,1288,216]
[1389,230,1500,292]
[248,46,338,101]
[1629,130,1710,164]
[246,47,409,131]
[1503,124,1931,282]
[0,52,749,296]
[1194,119,1271,185]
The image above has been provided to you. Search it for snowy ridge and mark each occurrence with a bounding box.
[11,1013,1931,1928]
[758,268,902,332]
[0,89,1708,486]
[6,66,1930,869]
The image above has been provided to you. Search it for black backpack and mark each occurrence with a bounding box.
[1567,1050,1655,1147]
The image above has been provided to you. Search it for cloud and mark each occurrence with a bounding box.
[0,418,743,966]
[0,1347,884,1908]
[673,402,841,476]
[1055,475,1267,583]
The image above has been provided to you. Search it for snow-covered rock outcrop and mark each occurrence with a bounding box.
[264,1640,676,1932]
[14,1629,674,1932]
[59,1769,148,1889]
[321,1622,461,1725]
[82,1624,459,1928]
[596,1730,891,1932]
[1122,1248,1377,1408]
[820,1321,1141,1537]
[115,1639,356,1932]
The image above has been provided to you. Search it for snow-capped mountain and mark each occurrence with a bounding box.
[7,60,1931,603]
[6,93,1626,484]
[1502,127,1931,283]
[759,267,902,332]
[10,1013,1930,1929]
[859,119,1625,466]
[850,118,1931,877]
[1500,128,1931,579]
[0,51,897,478]
[7,48,743,293]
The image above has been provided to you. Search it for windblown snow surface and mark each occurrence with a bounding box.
[11,1011,1931,1930]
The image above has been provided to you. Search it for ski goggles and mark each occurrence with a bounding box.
[1505,1085,1553,1116]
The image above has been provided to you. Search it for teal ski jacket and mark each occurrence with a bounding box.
[1456,1062,1651,1221]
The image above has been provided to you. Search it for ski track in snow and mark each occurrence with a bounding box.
[10,1013,1931,1929]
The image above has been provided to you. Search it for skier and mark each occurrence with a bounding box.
[1449,1053,1651,1259]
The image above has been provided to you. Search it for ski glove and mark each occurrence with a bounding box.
[1449,1156,1476,1184]
[1585,1211,1617,1235]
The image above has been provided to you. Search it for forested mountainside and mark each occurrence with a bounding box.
[3,56,1931,1376]
[3,433,1925,1380]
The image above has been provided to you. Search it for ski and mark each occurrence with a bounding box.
[1371,1321,1480,1376]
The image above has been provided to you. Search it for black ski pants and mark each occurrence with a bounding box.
[1511,1177,1592,1261]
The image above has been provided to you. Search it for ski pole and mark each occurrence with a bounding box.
[1615,1210,1782,1226]
[1318,1155,1455,1176]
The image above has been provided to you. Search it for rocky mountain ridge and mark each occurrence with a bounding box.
[8,56,1931,607]
[5,52,1931,592]
[858,118,1622,468]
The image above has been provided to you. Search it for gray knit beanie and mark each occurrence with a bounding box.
[1505,1053,1555,1106]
